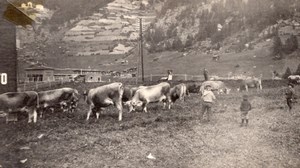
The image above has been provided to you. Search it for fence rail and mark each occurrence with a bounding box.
[17,73,278,91]
[18,79,70,92]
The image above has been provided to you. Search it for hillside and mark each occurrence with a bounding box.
[140,0,300,77]
[15,0,300,80]
[145,0,300,51]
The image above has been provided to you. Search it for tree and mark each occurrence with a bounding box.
[166,23,177,38]
[284,34,298,54]
[149,27,165,44]
[282,67,292,79]
[272,35,283,59]
[185,35,193,48]
[172,37,183,51]
[294,63,300,75]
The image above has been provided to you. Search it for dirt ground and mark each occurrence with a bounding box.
[0,83,300,168]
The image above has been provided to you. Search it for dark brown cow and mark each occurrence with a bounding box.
[170,83,188,103]
[186,82,201,94]
[122,86,140,112]
[0,91,39,123]
[84,82,124,121]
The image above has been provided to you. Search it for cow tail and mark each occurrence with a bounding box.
[74,89,79,95]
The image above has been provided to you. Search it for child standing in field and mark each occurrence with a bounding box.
[200,85,216,122]
[240,95,252,127]
[285,83,296,112]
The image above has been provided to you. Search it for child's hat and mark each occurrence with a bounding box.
[288,83,294,88]
[205,85,212,88]
[242,95,248,99]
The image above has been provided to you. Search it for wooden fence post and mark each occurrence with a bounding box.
[150,74,152,81]
[35,82,38,89]
[185,74,187,81]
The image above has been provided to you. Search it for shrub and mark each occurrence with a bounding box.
[294,63,300,75]
[282,67,292,79]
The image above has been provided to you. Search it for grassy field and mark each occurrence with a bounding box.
[0,81,300,168]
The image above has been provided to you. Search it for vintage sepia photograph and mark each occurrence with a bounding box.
[0,0,300,167]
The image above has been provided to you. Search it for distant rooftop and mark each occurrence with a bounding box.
[25,65,54,71]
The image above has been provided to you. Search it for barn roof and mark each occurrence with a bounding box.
[25,66,54,71]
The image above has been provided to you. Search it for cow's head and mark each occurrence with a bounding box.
[130,100,143,107]
[124,100,142,112]
[124,101,134,112]
[225,88,231,94]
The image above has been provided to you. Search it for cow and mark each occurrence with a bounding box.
[0,91,39,123]
[242,77,262,92]
[84,82,124,121]
[200,81,230,94]
[170,83,188,103]
[288,75,300,84]
[186,82,202,94]
[127,82,171,113]
[38,87,79,117]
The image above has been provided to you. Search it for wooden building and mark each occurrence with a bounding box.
[25,66,55,82]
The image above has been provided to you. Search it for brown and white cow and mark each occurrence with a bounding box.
[0,91,39,123]
[38,87,79,117]
[242,77,262,92]
[170,83,188,103]
[200,81,230,94]
[128,82,171,113]
[84,82,124,121]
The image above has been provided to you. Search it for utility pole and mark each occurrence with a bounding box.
[139,18,144,82]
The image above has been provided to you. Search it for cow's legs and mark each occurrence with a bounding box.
[86,104,94,120]
[142,102,148,113]
[28,109,33,123]
[93,107,101,120]
[163,101,166,109]
[33,109,37,123]
[96,111,100,119]
[39,107,44,118]
[167,97,172,109]
[28,108,38,123]
[115,100,123,121]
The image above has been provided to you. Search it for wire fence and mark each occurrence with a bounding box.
[17,73,284,92]
[17,78,70,92]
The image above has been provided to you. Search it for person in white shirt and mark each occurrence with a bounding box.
[200,85,216,122]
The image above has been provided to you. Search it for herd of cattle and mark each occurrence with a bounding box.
[0,76,275,124]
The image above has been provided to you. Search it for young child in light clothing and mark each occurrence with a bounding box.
[200,85,216,122]
[240,95,252,127]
